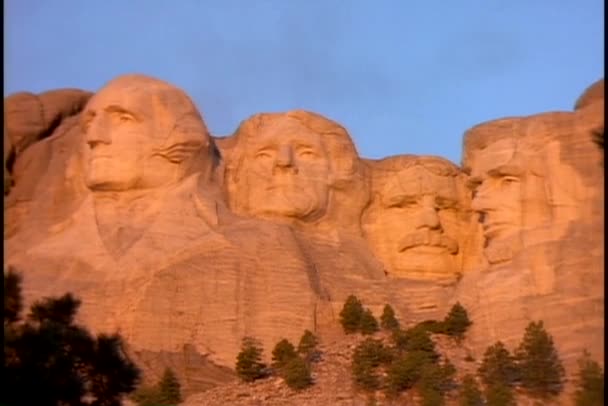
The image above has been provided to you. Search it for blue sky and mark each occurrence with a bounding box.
[5,0,604,165]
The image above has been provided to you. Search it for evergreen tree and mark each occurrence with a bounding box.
[4,267,22,324]
[443,302,472,340]
[271,338,298,370]
[417,358,457,396]
[485,382,515,406]
[351,338,392,391]
[297,329,320,363]
[339,295,364,334]
[393,325,438,358]
[414,319,445,334]
[380,304,400,331]
[359,308,380,335]
[3,269,140,406]
[158,367,182,405]
[385,350,435,394]
[514,321,565,398]
[478,341,519,387]
[235,337,267,382]
[282,355,313,390]
[459,374,484,406]
[573,350,604,406]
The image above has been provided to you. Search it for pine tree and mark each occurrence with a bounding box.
[417,358,457,396]
[359,308,380,335]
[514,321,565,398]
[385,350,435,394]
[478,341,519,387]
[271,338,298,370]
[443,302,472,340]
[3,269,141,406]
[352,338,392,391]
[485,382,515,406]
[283,355,313,390]
[394,325,438,358]
[297,330,320,363]
[380,304,400,331]
[573,350,604,406]
[158,367,182,405]
[340,295,364,334]
[235,337,267,382]
[459,374,484,406]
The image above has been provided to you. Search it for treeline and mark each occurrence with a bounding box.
[235,294,603,406]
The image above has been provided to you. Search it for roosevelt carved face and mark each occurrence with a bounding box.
[81,77,207,192]
[237,117,332,221]
[363,158,467,280]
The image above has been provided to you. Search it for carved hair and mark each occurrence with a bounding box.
[370,154,462,178]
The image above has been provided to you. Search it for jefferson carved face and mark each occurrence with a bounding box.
[363,157,467,280]
[233,116,334,222]
[81,76,208,192]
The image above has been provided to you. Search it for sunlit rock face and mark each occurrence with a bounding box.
[221,109,387,322]
[362,155,474,283]
[5,75,324,392]
[223,110,369,233]
[457,84,604,380]
[4,75,603,396]
[4,89,93,240]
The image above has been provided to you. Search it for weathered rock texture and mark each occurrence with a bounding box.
[4,75,604,400]
[456,83,604,386]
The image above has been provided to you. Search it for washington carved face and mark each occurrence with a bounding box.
[467,138,523,245]
[364,158,467,280]
[81,80,202,192]
[239,118,331,221]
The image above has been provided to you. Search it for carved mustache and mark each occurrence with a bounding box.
[398,229,459,255]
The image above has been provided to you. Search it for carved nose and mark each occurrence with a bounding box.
[85,118,112,148]
[416,207,441,230]
[274,145,294,168]
[471,185,493,214]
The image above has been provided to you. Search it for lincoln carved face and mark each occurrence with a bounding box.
[463,117,557,265]
[81,75,210,192]
[227,111,360,225]
[363,156,469,280]
[467,138,523,244]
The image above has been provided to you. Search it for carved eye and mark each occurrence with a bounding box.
[298,149,317,158]
[118,114,134,123]
[255,150,273,160]
[500,176,519,187]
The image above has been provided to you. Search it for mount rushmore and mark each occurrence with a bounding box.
[4,74,603,393]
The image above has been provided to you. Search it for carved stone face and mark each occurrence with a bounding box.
[467,138,523,244]
[364,159,467,280]
[238,117,331,221]
[81,77,207,193]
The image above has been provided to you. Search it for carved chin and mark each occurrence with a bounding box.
[254,193,322,220]
[484,237,522,265]
[390,251,455,279]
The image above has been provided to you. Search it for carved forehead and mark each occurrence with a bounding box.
[236,110,357,157]
[463,112,573,175]
[371,155,462,178]
[86,74,209,142]
[370,155,464,199]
